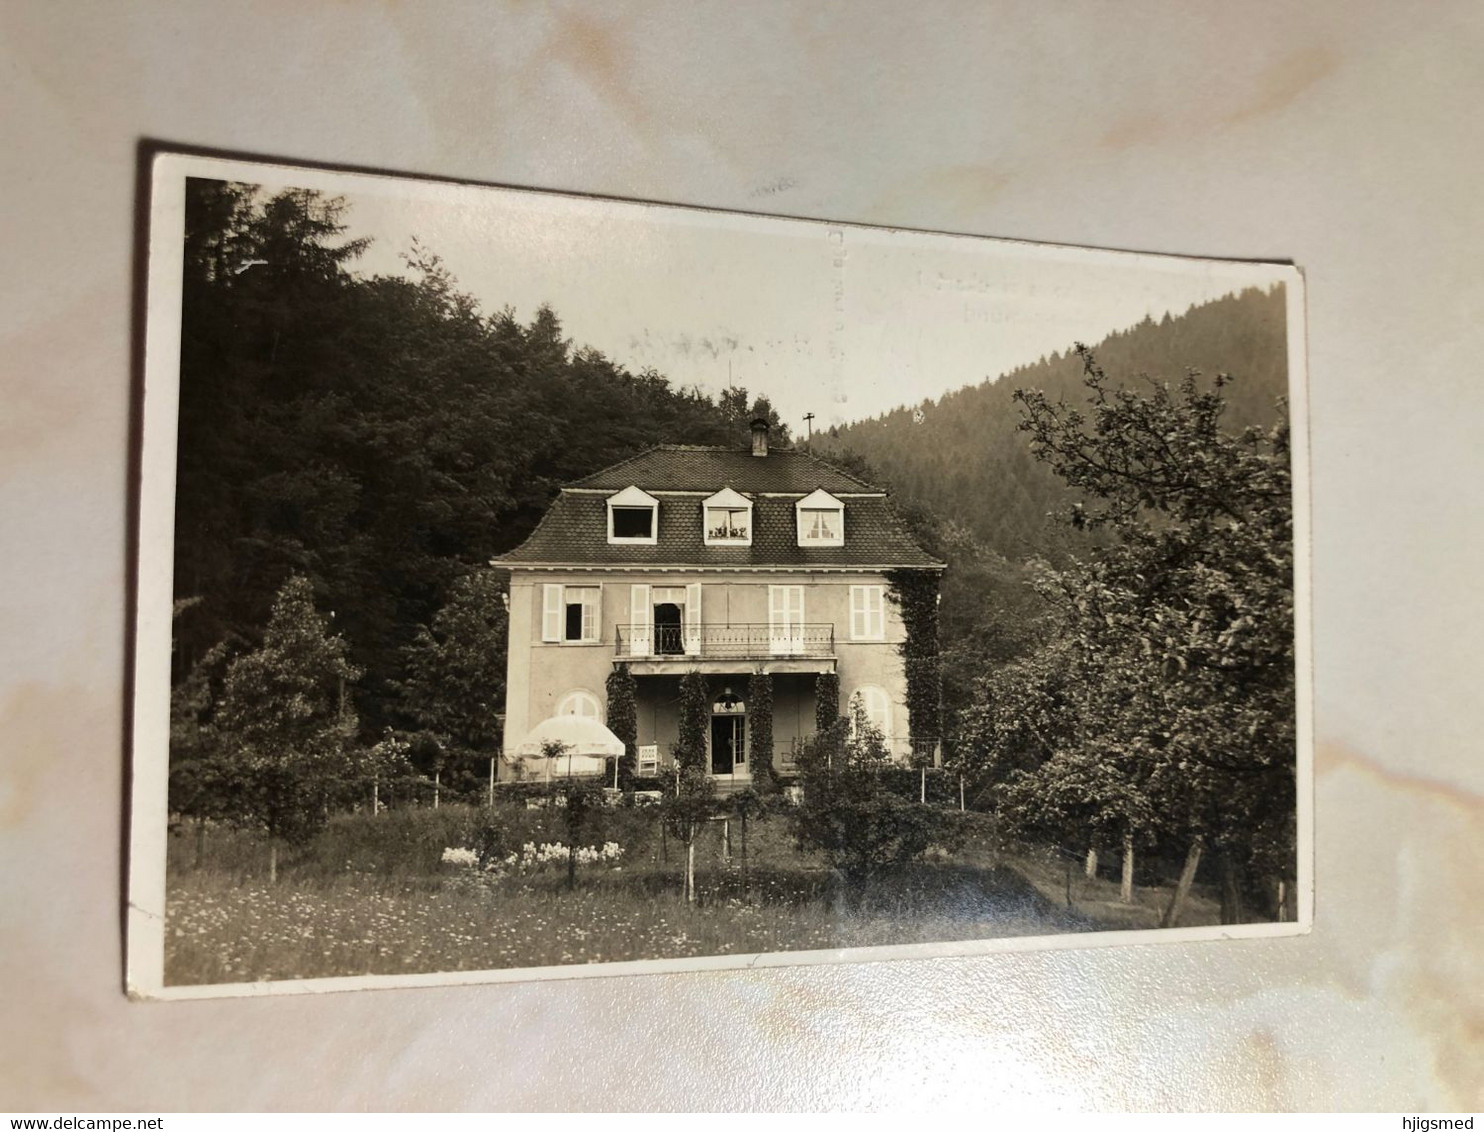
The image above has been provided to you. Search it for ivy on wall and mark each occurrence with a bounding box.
[815,671,840,734]
[605,662,638,789]
[885,568,944,763]
[748,669,776,788]
[676,670,710,772]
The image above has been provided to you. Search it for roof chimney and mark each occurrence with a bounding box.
[750,417,770,457]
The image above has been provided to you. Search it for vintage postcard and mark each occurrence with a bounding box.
[128,151,1311,998]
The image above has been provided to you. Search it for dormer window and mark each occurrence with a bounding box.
[703,487,753,545]
[795,488,844,547]
[606,485,658,545]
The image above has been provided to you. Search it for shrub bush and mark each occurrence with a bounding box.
[791,716,955,903]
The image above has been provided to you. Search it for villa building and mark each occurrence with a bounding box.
[494,420,942,784]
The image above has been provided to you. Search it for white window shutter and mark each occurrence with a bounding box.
[770,585,804,655]
[866,585,883,639]
[542,584,562,642]
[684,582,702,655]
[629,584,651,656]
[583,586,600,643]
[850,586,864,640]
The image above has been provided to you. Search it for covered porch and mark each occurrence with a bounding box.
[630,670,823,786]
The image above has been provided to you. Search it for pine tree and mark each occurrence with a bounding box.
[398,567,509,794]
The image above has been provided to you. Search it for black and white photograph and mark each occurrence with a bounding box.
[128,152,1310,997]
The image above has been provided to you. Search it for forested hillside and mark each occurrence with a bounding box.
[816,286,1289,561]
[173,179,786,734]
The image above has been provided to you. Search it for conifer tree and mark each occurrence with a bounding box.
[399,567,509,796]
[213,575,363,880]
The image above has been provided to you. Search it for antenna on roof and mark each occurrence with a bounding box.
[803,412,815,449]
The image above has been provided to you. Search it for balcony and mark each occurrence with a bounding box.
[614,622,836,674]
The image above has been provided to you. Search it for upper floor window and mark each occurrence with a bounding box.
[542,583,601,643]
[768,584,805,656]
[849,584,885,640]
[702,487,752,545]
[607,485,658,544]
[627,581,702,658]
[795,488,844,547]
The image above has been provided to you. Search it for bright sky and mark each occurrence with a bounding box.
[261,166,1292,434]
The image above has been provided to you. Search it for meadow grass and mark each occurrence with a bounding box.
[163,804,1220,985]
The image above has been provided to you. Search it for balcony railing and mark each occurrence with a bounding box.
[615,622,835,660]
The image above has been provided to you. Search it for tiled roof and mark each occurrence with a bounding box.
[498,492,941,569]
[566,445,881,494]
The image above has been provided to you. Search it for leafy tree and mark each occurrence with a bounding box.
[664,671,715,901]
[792,703,951,905]
[727,787,770,901]
[212,575,363,880]
[953,614,1157,896]
[561,779,604,891]
[661,765,715,904]
[963,347,1294,924]
[718,386,791,446]
[362,729,418,813]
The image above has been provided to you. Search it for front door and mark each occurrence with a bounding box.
[710,713,746,776]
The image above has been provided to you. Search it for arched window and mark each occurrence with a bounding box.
[849,685,891,742]
[555,689,603,721]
